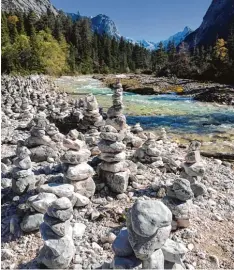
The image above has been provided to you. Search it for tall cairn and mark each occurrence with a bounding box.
[98,80,129,194]
[38,197,75,269]
[12,141,36,195]
[181,141,207,197]
[80,94,104,131]
[62,130,96,199]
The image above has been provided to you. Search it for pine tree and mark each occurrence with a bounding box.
[1,13,10,47]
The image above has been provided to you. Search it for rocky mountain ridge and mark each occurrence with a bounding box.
[1,0,57,16]
[184,0,234,47]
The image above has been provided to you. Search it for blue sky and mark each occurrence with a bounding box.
[51,0,212,42]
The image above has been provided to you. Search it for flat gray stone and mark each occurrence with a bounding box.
[47,206,73,222]
[61,149,91,164]
[38,183,74,198]
[51,197,72,210]
[98,140,126,153]
[100,161,127,173]
[29,193,57,214]
[20,213,44,232]
[183,162,205,177]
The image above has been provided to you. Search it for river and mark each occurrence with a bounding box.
[56,76,234,151]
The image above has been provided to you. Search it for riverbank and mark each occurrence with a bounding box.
[93,74,234,105]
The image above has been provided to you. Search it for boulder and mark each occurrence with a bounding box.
[167,178,194,202]
[38,236,75,269]
[131,200,172,237]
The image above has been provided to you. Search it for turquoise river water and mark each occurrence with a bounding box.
[56,76,234,140]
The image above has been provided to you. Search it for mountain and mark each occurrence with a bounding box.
[67,13,121,39]
[130,27,193,50]
[1,0,57,16]
[184,0,234,48]
[91,14,121,39]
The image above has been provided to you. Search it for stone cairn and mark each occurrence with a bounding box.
[98,80,130,194]
[162,142,207,230]
[80,94,104,132]
[123,124,144,153]
[62,129,96,200]
[25,113,60,163]
[38,197,75,269]
[106,80,127,131]
[19,192,57,233]
[12,140,36,195]
[181,140,207,197]
[112,199,187,269]
[134,132,163,165]
[160,127,168,142]
[163,178,194,229]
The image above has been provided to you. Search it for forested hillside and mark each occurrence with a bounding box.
[1,10,234,83]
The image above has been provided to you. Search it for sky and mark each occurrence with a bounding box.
[51,0,212,42]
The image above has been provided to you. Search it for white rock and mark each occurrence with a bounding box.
[66,163,94,181]
[161,239,188,263]
[74,193,90,207]
[73,223,86,238]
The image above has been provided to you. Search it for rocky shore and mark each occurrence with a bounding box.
[93,74,234,105]
[1,75,234,269]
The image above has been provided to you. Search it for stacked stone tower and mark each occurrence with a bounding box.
[81,94,104,131]
[12,141,36,195]
[38,197,75,269]
[112,199,173,269]
[106,80,127,131]
[181,141,207,197]
[98,80,130,194]
[134,132,162,164]
[62,130,96,198]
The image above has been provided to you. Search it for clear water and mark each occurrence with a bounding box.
[56,76,234,136]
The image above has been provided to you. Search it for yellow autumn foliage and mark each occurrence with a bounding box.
[7,15,19,25]
[214,38,228,61]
